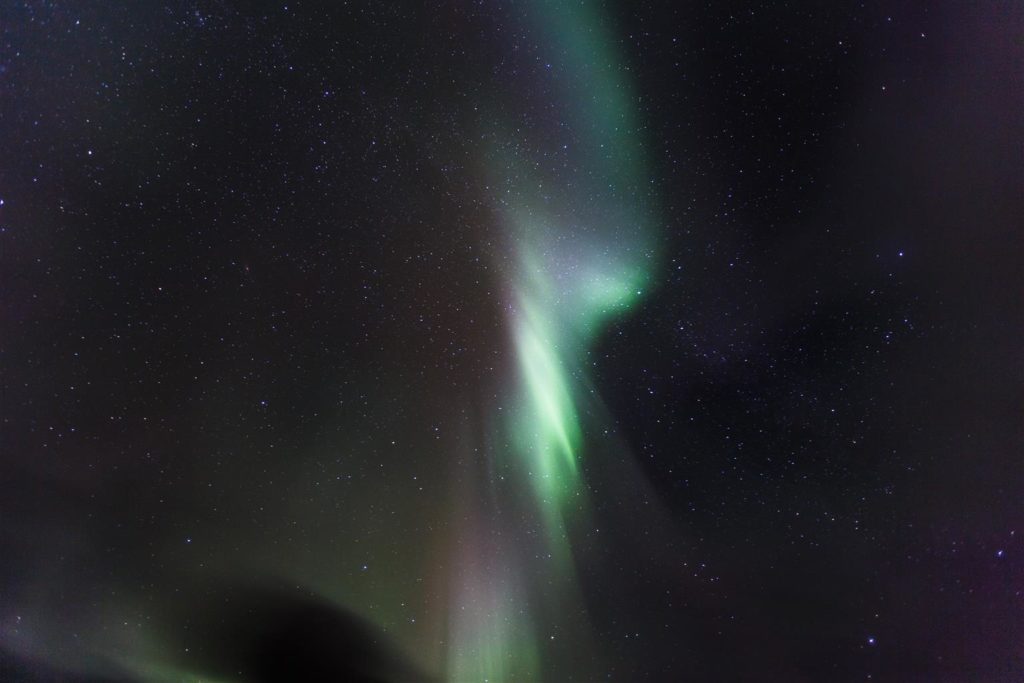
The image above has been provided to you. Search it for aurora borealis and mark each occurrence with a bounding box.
[449,3,657,677]
[2,1,1023,682]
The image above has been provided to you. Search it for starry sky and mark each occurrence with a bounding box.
[1,1,1022,682]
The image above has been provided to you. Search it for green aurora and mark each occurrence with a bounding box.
[447,0,659,679]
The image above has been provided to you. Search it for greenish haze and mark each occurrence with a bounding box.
[454,0,660,679]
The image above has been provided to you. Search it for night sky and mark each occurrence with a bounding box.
[1,1,1022,682]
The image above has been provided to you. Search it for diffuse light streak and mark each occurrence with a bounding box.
[448,0,659,679]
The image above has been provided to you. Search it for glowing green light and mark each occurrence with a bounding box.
[451,0,661,679]
[514,294,581,491]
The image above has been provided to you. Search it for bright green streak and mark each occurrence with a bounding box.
[508,237,650,515]
[451,0,660,680]
[500,0,657,512]
[514,290,580,495]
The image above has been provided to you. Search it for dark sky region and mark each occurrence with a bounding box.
[1,1,1021,682]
